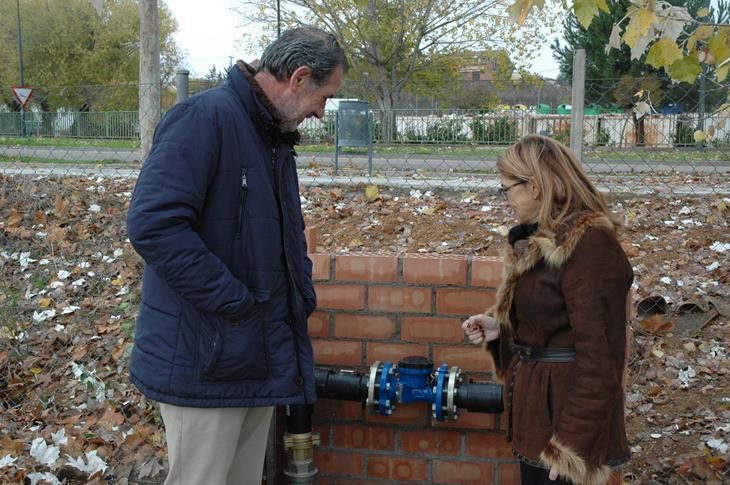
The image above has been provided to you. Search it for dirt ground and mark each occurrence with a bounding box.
[0,176,728,483]
[301,184,730,483]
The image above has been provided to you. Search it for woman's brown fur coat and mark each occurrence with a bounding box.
[487,212,633,485]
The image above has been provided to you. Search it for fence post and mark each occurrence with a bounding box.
[570,49,586,161]
[176,69,190,104]
[139,0,161,160]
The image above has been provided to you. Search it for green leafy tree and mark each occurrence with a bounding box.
[235,0,556,141]
[512,0,729,86]
[553,0,726,112]
[0,0,181,111]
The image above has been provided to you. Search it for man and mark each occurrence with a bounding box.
[126,27,348,484]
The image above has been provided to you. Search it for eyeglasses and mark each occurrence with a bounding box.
[497,180,527,200]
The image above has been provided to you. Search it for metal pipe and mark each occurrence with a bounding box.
[283,404,319,484]
[285,359,503,483]
[313,358,504,417]
[16,0,26,137]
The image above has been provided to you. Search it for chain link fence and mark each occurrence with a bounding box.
[1,59,728,483]
[1,71,728,194]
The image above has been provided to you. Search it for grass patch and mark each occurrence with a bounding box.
[0,136,139,149]
[0,155,131,165]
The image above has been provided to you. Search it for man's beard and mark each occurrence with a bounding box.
[276,94,304,133]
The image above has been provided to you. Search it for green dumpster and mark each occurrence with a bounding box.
[584,104,602,115]
[556,104,571,115]
[536,103,551,114]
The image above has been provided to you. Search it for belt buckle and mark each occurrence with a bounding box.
[523,346,532,359]
[515,344,531,360]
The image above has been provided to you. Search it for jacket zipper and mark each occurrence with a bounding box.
[235,167,248,239]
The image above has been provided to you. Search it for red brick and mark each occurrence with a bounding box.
[315,284,366,310]
[305,225,317,251]
[436,288,496,315]
[433,411,496,430]
[308,311,330,337]
[330,480,382,485]
[471,257,503,287]
[500,408,509,430]
[366,342,428,365]
[466,432,514,459]
[333,424,394,450]
[314,399,364,422]
[434,345,494,373]
[498,462,521,485]
[335,254,398,282]
[399,429,460,455]
[334,314,395,339]
[403,254,468,285]
[401,316,463,343]
[366,403,430,426]
[433,460,494,484]
[369,286,431,313]
[312,339,362,366]
[313,423,330,447]
[315,450,364,477]
[367,456,427,481]
[310,253,331,281]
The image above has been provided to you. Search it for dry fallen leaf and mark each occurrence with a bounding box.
[639,314,674,333]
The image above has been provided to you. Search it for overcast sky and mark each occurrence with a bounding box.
[167,0,562,79]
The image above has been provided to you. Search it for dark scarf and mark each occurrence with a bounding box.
[234,60,301,147]
[508,223,538,247]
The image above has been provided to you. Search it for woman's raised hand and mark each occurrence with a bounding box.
[461,314,500,345]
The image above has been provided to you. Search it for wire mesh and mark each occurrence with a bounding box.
[0,71,728,482]
[1,77,727,195]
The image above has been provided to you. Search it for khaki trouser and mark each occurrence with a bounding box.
[160,403,274,485]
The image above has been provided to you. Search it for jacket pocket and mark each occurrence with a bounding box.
[197,290,271,381]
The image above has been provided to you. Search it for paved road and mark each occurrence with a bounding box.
[2,145,728,174]
[1,164,728,196]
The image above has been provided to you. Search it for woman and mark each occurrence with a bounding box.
[463,134,632,485]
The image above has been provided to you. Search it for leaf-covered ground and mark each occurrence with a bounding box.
[0,174,728,483]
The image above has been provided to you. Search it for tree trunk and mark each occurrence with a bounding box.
[139,0,160,160]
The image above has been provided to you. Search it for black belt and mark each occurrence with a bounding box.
[512,343,576,363]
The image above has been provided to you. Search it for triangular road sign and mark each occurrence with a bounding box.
[11,86,34,108]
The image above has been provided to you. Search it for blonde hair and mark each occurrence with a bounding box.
[496,134,621,231]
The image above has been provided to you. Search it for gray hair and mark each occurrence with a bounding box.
[258,26,349,86]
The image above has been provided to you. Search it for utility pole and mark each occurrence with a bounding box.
[16,0,26,137]
[277,0,281,38]
[139,0,161,159]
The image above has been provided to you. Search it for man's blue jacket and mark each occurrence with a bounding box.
[126,63,317,407]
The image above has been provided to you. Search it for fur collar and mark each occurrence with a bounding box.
[491,211,617,331]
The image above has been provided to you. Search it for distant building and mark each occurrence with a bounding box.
[458,50,510,82]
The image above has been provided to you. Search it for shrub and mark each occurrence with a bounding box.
[673,120,694,147]
[425,117,469,143]
[475,116,517,145]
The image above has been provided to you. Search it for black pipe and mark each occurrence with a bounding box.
[314,367,369,401]
[454,381,503,413]
[313,366,504,414]
[286,404,314,434]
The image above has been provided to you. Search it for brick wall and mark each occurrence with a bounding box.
[301,228,519,484]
